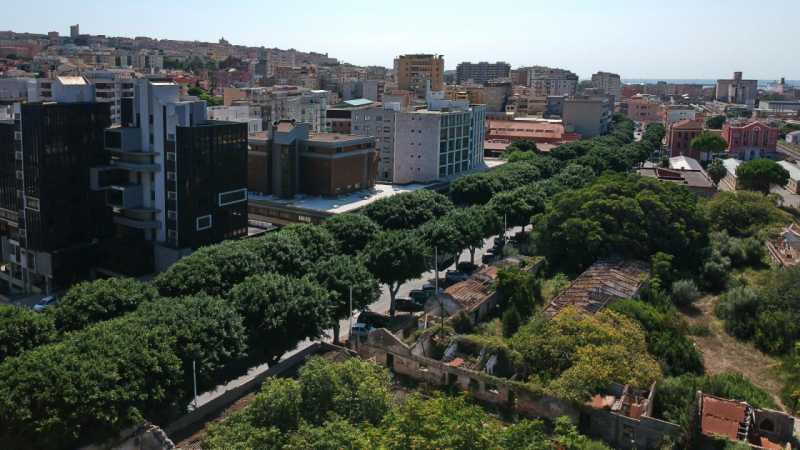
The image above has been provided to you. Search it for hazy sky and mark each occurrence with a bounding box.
[4,0,799,80]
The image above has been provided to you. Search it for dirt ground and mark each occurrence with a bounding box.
[681,295,787,411]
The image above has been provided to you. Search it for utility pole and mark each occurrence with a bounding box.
[436,246,443,333]
[192,360,198,410]
[348,286,353,345]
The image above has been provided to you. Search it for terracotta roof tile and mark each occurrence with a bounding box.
[543,259,649,317]
[700,395,747,441]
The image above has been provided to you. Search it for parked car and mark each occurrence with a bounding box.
[395,298,424,313]
[357,311,389,328]
[445,270,469,285]
[456,261,478,274]
[350,323,374,338]
[409,289,432,304]
[33,295,57,312]
[482,252,496,264]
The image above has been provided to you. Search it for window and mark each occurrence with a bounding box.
[166,152,175,161]
[25,197,40,211]
[167,210,177,220]
[167,191,177,201]
[166,171,176,181]
[167,230,178,241]
[196,215,212,231]
[218,188,247,206]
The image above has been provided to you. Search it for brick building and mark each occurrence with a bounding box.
[666,119,704,159]
[721,120,779,160]
[247,120,377,198]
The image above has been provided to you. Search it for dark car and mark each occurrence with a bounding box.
[482,252,496,264]
[445,270,468,285]
[409,289,432,303]
[357,311,390,328]
[395,298,424,313]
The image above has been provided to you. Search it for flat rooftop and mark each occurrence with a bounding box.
[249,182,432,214]
[306,132,372,143]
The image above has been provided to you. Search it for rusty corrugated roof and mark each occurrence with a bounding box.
[700,395,747,441]
[543,259,649,318]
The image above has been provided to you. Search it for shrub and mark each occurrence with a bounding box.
[670,279,701,307]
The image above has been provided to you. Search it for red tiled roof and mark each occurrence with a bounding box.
[444,279,494,311]
[700,395,747,441]
[543,259,649,317]
[448,357,465,368]
[670,119,703,130]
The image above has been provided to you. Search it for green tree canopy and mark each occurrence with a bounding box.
[690,131,728,158]
[362,230,427,315]
[322,213,380,255]
[0,304,55,362]
[154,240,265,297]
[229,274,333,364]
[487,184,546,229]
[736,159,790,194]
[703,191,789,237]
[707,158,728,185]
[534,174,709,274]
[0,295,247,450]
[52,277,159,332]
[362,190,454,229]
[311,255,380,343]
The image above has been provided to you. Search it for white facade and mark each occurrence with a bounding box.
[527,66,578,96]
[663,107,697,126]
[351,101,486,184]
[207,105,262,133]
[235,87,328,132]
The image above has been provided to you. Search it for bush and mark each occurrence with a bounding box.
[670,279,701,307]
[701,251,731,292]
[715,287,760,340]
[452,311,474,334]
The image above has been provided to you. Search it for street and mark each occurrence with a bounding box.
[195,227,516,408]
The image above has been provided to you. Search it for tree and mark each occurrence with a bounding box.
[417,217,463,267]
[0,305,55,362]
[154,240,265,297]
[642,123,666,148]
[690,132,728,160]
[706,115,726,129]
[449,173,503,206]
[298,356,392,425]
[381,394,502,450]
[506,139,538,154]
[281,224,339,262]
[497,266,541,319]
[0,295,248,450]
[534,174,709,274]
[362,230,427,316]
[244,231,318,277]
[736,159,790,194]
[229,274,334,364]
[511,308,661,401]
[703,191,789,237]
[707,158,728,185]
[487,184,546,230]
[322,213,380,255]
[51,277,159,332]
[443,207,494,265]
[362,190,454,229]
[311,255,380,343]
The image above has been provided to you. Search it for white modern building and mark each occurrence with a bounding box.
[663,105,697,126]
[207,105,263,133]
[351,99,486,184]
[526,66,579,97]
[226,86,328,133]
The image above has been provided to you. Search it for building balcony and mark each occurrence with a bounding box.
[113,215,160,230]
[104,127,143,153]
[106,184,143,209]
[109,160,160,172]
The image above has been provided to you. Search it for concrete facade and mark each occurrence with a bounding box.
[563,96,612,138]
[716,72,758,107]
[395,54,444,96]
[455,61,511,85]
[591,71,621,99]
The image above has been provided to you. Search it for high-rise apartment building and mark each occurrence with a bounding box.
[395,54,444,96]
[526,66,578,96]
[99,78,249,273]
[351,99,485,184]
[70,24,80,39]
[455,61,511,85]
[590,71,621,100]
[0,77,112,295]
[716,72,758,107]
[83,70,136,124]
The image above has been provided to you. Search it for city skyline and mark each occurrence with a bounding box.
[3,0,799,80]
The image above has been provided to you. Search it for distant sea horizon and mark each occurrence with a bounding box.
[621,78,799,88]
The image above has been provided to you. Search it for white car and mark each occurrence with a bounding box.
[33,296,57,312]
